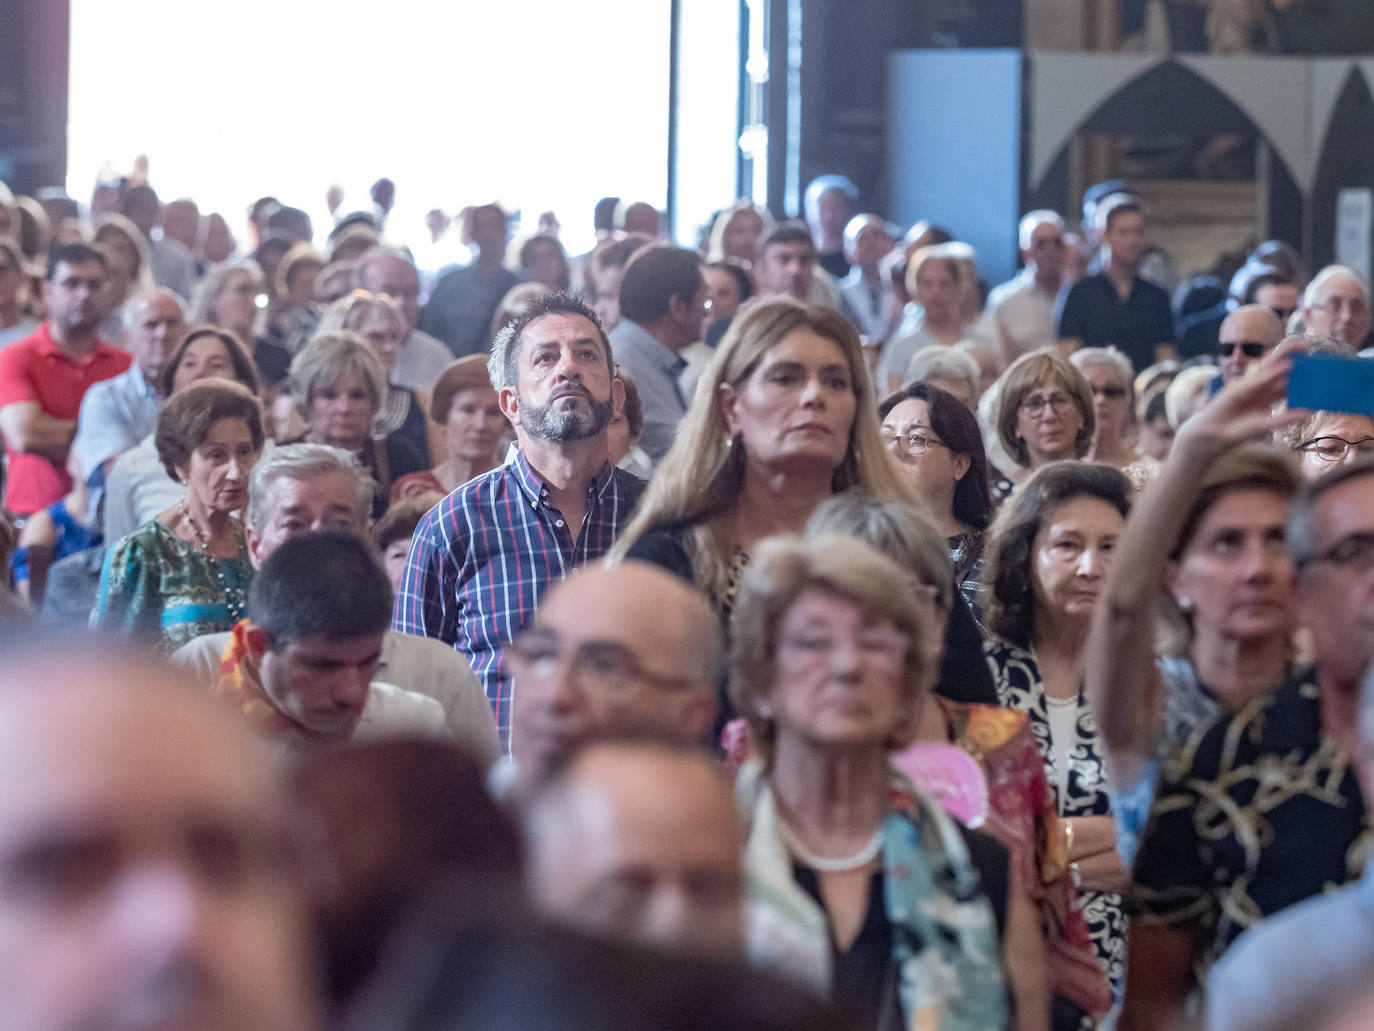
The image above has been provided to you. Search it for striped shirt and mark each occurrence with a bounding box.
[391,449,644,747]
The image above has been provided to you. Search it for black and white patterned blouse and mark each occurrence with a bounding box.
[984,635,1126,995]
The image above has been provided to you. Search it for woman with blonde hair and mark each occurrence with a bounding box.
[190,260,291,386]
[316,291,437,463]
[877,245,976,394]
[614,296,919,615]
[283,331,426,518]
[706,200,773,267]
[489,282,552,343]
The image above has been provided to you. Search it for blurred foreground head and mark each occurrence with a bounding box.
[0,640,319,1031]
[288,738,521,1011]
[345,897,856,1031]
[522,731,743,958]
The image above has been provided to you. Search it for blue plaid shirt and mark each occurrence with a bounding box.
[392,450,644,748]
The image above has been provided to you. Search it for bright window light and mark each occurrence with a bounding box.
[68,1,714,255]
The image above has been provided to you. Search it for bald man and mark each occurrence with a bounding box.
[1217,304,1284,385]
[503,561,721,793]
[523,733,743,957]
[0,644,319,1031]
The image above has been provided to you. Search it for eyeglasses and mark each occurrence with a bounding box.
[879,428,948,457]
[1218,341,1267,358]
[1296,530,1374,573]
[1090,385,1127,400]
[506,633,695,700]
[1020,392,1075,416]
[1298,436,1374,463]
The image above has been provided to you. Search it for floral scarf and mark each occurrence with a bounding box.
[739,762,1008,1031]
[211,619,314,747]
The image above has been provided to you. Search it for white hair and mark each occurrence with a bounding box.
[120,287,186,330]
[354,245,418,287]
[1303,264,1370,310]
[904,346,980,399]
[1070,346,1134,392]
[246,443,375,531]
[1164,365,1218,429]
[1018,210,1065,252]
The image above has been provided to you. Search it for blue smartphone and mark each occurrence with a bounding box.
[1287,353,1374,415]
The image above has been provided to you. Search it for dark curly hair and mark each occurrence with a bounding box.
[983,461,1132,648]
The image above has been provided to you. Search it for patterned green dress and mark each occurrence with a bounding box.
[92,518,252,654]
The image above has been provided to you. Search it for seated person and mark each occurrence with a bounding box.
[171,444,498,765]
[522,731,743,958]
[210,531,448,753]
[503,562,720,796]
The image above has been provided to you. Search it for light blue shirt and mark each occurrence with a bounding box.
[1206,860,1374,1031]
[74,364,161,479]
[607,318,686,466]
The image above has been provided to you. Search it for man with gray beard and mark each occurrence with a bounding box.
[393,293,644,750]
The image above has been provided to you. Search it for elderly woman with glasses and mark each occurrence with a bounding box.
[1281,407,1374,480]
[733,533,1008,1031]
[808,492,1113,1030]
[992,352,1095,489]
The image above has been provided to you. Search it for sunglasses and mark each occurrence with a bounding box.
[1218,341,1266,358]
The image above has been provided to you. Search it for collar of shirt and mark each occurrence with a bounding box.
[33,322,114,365]
[508,448,617,512]
[615,318,688,377]
[115,362,159,399]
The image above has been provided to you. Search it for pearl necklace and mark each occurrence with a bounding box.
[776,816,885,873]
[178,499,246,622]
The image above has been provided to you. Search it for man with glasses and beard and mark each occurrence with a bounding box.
[393,293,644,750]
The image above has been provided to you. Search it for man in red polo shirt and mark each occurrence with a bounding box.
[0,243,130,516]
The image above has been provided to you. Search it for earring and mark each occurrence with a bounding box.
[1177,596,1194,612]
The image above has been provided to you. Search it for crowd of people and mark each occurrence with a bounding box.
[2,168,1374,1031]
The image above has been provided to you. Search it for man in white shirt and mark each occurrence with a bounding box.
[837,214,897,344]
[204,531,449,754]
[171,444,499,764]
[986,210,1067,364]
